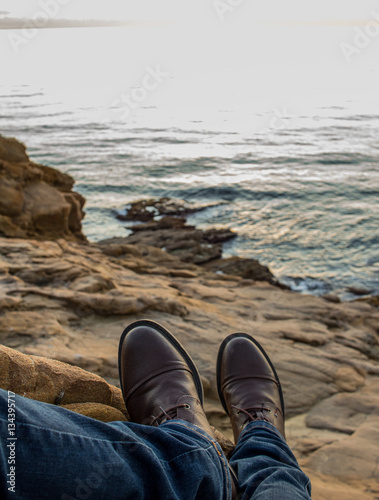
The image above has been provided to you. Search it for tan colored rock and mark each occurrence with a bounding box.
[0,134,28,163]
[0,231,379,498]
[0,214,26,238]
[305,415,379,482]
[306,395,372,435]
[23,181,71,235]
[61,402,128,423]
[0,178,24,216]
[334,365,365,392]
[0,311,68,349]
[69,275,116,293]
[0,135,86,241]
[0,344,127,414]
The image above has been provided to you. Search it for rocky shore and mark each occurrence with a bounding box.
[1,135,379,499]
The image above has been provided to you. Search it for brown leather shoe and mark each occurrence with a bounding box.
[118,319,214,437]
[217,333,285,444]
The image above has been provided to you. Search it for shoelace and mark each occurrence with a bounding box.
[150,403,190,426]
[231,404,276,424]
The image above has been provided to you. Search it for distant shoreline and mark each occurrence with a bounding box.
[0,18,138,30]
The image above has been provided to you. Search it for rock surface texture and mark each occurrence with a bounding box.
[0,135,86,241]
[0,236,378,499]
[0,139,378,499]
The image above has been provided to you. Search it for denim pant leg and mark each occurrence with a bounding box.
[0,389,232,500]
[230,421,312,500]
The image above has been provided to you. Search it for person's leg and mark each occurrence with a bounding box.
[230,421,311,499]
[0,388,231,500]
[217,333,312,500]
[118,319,236,498]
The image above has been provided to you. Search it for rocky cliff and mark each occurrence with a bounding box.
[0,135,86,241]
[0,136,378,499]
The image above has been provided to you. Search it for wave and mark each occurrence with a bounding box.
[0,92,44,99]
[232,152,377,166]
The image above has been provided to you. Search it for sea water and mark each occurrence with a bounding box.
[1,25,378,299]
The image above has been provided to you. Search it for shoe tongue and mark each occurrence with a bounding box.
[250,408,264,419]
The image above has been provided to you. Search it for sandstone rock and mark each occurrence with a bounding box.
[69,275,116,293]
[0,344,127,414]
[98,238,201,275]
[0,178,24,217]
[61,402,128,422]
[0,134,28,163]
[305,390,376,435]
[23,181,72,235]
[0,222,378,498]
[279,329,329,346]
[305,415,379,482]
[0,135,86,241]
[0,215,26,238]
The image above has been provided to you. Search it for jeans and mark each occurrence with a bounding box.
[230,422,311,499]
[0,389,311,499]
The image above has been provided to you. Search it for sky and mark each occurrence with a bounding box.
[1,0,379,24]
[1,0,378,121]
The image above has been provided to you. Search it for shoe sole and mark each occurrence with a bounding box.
[216,332,285,419]
[118,319,204,405]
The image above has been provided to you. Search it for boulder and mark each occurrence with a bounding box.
[0,135,86,242]
[0,344,127,415]
[0,135,28,163]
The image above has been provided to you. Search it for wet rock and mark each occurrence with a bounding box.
[119,198,286,286]
[117,197,235,264]
[322,294,341,303]
[125,225,235,265]
[355,295,379,308]
[204,256,277,284]
[116,197,216,222]
[347,286,373,296]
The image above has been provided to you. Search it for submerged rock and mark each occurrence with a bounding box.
[121,198,236,265]
[119,198,285,284]
[116,197,219,222]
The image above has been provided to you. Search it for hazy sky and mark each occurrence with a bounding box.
[1,0,378,120]
[1,0,379,23]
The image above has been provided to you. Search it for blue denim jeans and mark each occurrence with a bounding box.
[230,421,312,499]
[0,389,311,499]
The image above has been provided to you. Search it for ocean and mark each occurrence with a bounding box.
[1,25,378,299]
